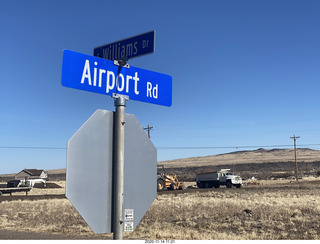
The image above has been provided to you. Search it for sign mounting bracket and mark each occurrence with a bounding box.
[113,59,130,68]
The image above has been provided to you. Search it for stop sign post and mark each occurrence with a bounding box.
[63,31,171,240]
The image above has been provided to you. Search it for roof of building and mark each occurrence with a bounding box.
[17,169,45,176]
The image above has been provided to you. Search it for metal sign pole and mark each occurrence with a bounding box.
[112,93,128,240]
[63,32,167,236]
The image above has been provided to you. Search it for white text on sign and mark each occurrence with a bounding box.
[80,60,158,99]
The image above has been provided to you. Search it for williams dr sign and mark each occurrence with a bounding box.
[61,50,172,107]
[93,30,155,61]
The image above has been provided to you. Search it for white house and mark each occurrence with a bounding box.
[15,169,48,181]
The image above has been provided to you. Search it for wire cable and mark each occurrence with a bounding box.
[0,146,67,150]
[1,144,320,150]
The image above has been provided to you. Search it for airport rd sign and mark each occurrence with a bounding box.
[61,49,172,107]
[93,30,155,60]
[66,109,157,233]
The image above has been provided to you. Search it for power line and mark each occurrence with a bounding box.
[157,145,291,150]
[157,144,320,150]
[0,146,67,150]
[1,143,320,150]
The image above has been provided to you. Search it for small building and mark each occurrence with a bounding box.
[15,169,48,181]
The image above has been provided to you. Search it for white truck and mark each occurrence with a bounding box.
[195,169,242,188]
[19,178,46,187]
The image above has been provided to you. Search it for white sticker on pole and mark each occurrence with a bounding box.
[124,222,134,232]
[125,209,134,221]
[124,209,134,232]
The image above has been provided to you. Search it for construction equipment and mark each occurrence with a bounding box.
[157,165,185,191]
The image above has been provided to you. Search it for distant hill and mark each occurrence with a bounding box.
[159,148,320,168]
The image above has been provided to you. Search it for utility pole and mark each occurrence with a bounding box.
[290,135,300,181]
[144,124,153,138]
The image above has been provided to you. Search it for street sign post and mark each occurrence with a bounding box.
[63,31,171,240]
[62,49,172,107]
[93,30,155,61]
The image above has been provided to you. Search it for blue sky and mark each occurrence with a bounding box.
[1,0,320,174]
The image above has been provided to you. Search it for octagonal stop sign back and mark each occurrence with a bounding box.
[66,109,157,234]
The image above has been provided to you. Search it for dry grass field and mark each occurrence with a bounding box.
[0,178,320,240]
[1,148,319,239]
[140,179,320,240]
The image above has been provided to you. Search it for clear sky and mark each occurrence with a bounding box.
[1,0,320,174]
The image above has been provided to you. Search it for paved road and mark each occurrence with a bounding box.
[0,229,109,240]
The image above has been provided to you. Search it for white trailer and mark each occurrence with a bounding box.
[195,169,242,188]
[0,178,45,196]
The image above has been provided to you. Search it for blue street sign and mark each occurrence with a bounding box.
[94,31,155,61]
[61,50,172,107]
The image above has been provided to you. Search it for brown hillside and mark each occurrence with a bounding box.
[159,148,320,168]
